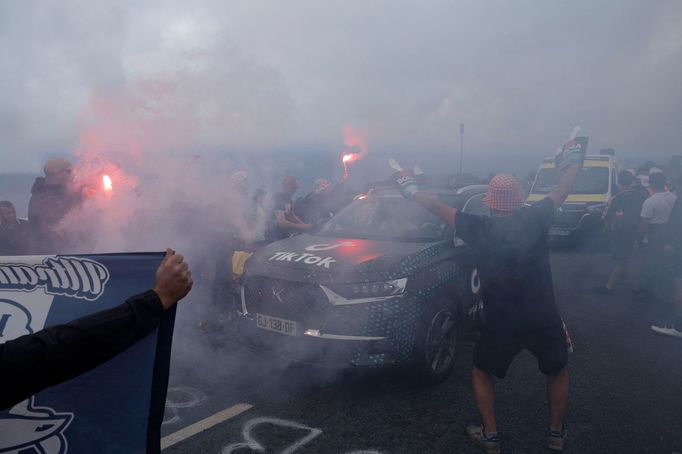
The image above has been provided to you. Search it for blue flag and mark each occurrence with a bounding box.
[0,252,175,454]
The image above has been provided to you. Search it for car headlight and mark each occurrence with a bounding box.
[586,203,607,215]
[321,278,408,305]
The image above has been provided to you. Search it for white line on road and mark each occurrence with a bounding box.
[161,403,254,450]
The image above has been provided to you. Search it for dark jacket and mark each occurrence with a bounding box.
[28,178,82,253]
[0,219,31,255]
[295,182,355,225]
[0,290,164,410]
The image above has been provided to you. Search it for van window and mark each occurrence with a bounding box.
[531,167,609,195]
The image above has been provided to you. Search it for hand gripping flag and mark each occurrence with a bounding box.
[0,252,175,454]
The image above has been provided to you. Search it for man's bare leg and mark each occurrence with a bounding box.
[472,367,497,433]
[548,367,569,431]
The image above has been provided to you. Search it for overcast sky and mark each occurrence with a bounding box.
[1,0,681,173]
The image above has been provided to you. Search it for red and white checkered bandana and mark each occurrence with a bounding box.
[483,174,526,212]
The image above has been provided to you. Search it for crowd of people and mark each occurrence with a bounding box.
[0,158,354,258]
[229,172,353,248]
[0,158,82,255]
[2,151,681,453]
[593,165,681,339]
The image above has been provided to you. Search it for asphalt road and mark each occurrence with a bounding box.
[161,251,682,454]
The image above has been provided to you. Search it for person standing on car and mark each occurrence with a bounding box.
[268,176,312,241]
[592,171,649,295]
[395,137,586,453]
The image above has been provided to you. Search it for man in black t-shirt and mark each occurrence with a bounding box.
[593,171,649,294]
[395,139,585,453]
[268,176,312,242]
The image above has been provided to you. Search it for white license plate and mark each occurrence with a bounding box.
[550,229,571,236]
[256,313,299,337]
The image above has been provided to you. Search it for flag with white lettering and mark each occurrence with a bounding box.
[0,252,174,454]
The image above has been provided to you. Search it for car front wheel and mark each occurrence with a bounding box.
[414,304,459,385]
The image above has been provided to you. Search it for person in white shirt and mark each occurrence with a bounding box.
[638,172,677,326]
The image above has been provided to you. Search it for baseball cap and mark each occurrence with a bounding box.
[43,158,72,175]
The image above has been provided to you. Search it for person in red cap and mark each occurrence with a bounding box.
[267,176,312,241]
[395,140,586,452]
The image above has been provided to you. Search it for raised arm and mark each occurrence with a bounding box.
[275,210,312,231]
[395,171,457,227]
[548,162,583,209]
[547,135,588,209]
[414,192,457,227]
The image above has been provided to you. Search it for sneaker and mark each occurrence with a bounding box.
[591,285,613,295]
[651,325,682,339]
[466,424,501,454]
[548,427,567,451]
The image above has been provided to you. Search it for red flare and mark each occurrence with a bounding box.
[102,174,113,192]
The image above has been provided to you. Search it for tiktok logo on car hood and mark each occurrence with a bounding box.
[0,397,73,454]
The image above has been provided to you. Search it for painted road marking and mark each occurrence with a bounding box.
[161,403,254,450]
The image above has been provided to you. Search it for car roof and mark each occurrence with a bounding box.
[366,184,488,208]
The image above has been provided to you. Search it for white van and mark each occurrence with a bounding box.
[527,154,619,240]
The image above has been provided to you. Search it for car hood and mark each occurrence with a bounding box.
[247,234,453,283]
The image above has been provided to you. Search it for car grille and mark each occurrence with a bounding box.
[243,276,407,336]
[243,276,332,328]
[553,209,585,229]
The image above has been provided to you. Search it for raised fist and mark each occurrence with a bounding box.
[394,171,418,199]
[153,248,193,310]
[555,136,588,171]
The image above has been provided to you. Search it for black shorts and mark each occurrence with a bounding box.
[611,230,636,262]
[473,320,569,379]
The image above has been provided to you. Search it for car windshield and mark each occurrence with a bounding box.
[315,196,450,242]
[531,166,609,195]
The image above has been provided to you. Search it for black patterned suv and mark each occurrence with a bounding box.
[232,184,489,383]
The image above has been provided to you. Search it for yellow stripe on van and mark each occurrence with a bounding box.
[526,193,608,203]
[583,160,610,168]
[565,194,608,202]
[538,159,610,170]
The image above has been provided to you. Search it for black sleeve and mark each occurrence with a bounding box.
[528,197,556,229]
[604,193,621,226]
[455,211,486,249]
[0,290,164,410]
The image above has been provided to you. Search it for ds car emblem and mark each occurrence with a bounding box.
[272,287,286,303]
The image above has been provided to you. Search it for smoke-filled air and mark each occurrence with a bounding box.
[1,1,682,454]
